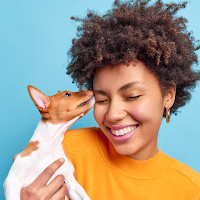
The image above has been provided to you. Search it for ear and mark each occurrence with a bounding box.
[27,85,51,112]
[163,85,176,109]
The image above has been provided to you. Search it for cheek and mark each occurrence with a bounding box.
[128,98,162,123]
[93,104,106,125]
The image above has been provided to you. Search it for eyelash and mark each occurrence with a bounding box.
[95,95,141,104]
[127,95,141,100]
[95,100,108,104]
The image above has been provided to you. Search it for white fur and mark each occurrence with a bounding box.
[3,114,91,200]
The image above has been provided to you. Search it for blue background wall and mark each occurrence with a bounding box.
[0,0,200,198]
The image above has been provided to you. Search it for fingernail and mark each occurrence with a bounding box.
[60,158,65,163]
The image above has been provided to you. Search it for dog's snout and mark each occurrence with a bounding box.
[82,90,93,96]
[82,90,87,96]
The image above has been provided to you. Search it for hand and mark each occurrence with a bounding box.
[20,158,70,200]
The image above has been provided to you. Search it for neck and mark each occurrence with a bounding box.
[30,114,84,144]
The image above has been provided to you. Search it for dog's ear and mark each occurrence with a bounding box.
[27,85,51,112]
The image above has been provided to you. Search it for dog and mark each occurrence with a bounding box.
[3,85,94,200]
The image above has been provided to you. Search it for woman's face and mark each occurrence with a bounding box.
[93,61,175,160]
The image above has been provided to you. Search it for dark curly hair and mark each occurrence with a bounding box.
[66,0,200,117]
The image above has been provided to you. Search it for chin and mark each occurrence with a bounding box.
[111,142,139,157]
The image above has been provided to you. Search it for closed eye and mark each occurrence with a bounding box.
[95,100,108,104]
[127,95,141,100]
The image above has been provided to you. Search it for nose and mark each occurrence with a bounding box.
[105,100,126,123]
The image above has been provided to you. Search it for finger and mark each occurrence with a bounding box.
[45,174,65,198]
[50,183,69,200]
[31,158,65,188]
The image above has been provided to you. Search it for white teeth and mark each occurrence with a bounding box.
[111,125,137,136]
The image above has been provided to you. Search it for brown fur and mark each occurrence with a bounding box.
[28,85,94,124]
[41,90,93,124]
[13,141,39,161]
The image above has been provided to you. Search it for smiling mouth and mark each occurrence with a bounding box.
[106,125,139,136]
[77,96,94,107]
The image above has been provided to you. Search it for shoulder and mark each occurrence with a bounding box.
[62,127,100,153]
[170,158,200,190]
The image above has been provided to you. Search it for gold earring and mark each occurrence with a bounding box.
[166,107,170,123]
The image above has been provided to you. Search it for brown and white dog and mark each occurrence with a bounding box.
[3,85,94,200]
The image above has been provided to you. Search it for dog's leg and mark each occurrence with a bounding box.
[4,180,21,200]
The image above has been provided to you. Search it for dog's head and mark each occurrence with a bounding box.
[28,85,95,124]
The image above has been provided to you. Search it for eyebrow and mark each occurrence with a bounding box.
[119,81,142,91]
[93,81,144,95]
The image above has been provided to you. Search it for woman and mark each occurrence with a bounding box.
[21,0,200,199]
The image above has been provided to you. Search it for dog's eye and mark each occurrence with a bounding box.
[65,93,71,97]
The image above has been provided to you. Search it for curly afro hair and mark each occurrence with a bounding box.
[66,0,200,117]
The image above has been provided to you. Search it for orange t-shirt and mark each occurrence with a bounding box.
[62,127,200,200]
